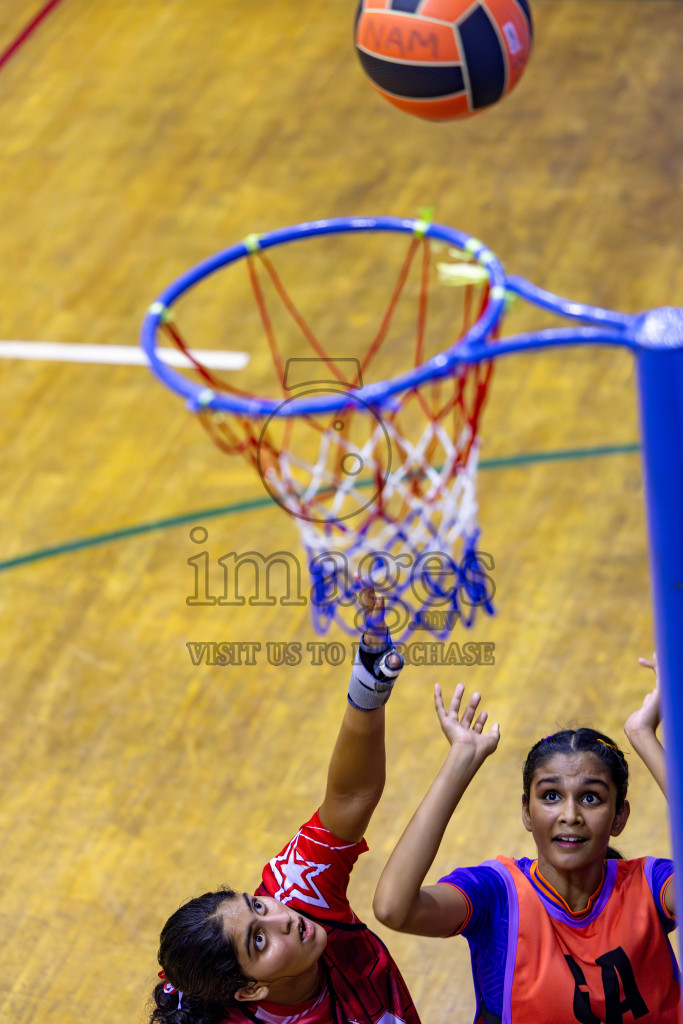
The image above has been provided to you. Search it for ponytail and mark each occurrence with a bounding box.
[149,888,251,1024]
[151,979,224,1024]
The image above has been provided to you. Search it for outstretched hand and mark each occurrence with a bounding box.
[357,583,390,643]
[625,653,662,738]
[623,652,667,798]
[434,682,500,766]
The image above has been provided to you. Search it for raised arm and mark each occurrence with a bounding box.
[624,652,674,914]
[373,683,499,937]
[624,654,666,794]
[318,588,404,843]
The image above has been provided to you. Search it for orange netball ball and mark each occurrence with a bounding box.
[354,0,533,121]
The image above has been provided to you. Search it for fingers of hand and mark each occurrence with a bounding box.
[359,584,387,633]
[448,682,465,717]
[460,691,482,728]
[638,652,659,677]
[436,684,497,743]
[355,576,378,612]
[473,709,488,732]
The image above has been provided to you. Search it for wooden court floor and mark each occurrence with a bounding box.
[1,2,681,1022]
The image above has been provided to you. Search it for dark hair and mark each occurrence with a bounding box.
[149,888,251,1024]
[522,728,629,813]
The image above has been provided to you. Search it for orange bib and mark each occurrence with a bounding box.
[493,856,680,1024]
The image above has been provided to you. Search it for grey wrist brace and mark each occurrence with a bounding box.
[347,638,404,710]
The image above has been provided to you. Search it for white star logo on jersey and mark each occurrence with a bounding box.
[350,1014,406,1024]
[269,836,332,908]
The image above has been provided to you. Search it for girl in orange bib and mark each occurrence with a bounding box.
[373,655,679,1024]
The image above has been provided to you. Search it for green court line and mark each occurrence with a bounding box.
[0,442,640,573]
[478,442,640,470]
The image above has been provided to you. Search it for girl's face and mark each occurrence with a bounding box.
[219,894,328,1003]
[522,751,630,884]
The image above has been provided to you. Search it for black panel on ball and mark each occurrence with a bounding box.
[459,5,505,108]
[356,49,465,99]
[390,0,424,11]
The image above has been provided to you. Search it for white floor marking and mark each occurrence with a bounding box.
[0,341,249,370]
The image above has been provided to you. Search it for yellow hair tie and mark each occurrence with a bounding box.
[596,738,617,752]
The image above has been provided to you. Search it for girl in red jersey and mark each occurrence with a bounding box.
[373,655,679,1024]
[149,589,422,1024]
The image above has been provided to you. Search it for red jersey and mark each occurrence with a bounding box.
[221,811,421,1024]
